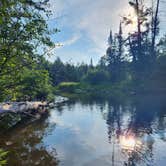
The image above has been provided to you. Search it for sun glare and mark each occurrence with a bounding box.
[123,7,138,34]
[120,135,142,151]
[120,135,136,151]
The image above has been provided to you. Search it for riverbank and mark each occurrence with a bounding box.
[0,96,68,133]
[55,81,166,99]
[54,82,135,101]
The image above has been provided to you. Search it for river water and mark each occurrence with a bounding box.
[0,95,166,166]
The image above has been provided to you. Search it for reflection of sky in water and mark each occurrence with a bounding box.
[41,100,166,166]
[1,96,165,166]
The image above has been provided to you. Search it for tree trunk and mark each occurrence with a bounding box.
[151,0,160,60]
[135,0,142,61]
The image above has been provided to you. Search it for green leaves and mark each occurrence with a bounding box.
[0,149,8,166]
[0,0,57,101]
[0,0,55,75]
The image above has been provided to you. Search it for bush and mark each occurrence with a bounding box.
[82,69,110,85]
[17,69,53,101]
[58,82,80,93]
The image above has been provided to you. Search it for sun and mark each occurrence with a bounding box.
[120,135,136,151]
[120,134,142,151]
[129,14,138,32]
[123,7,138,34]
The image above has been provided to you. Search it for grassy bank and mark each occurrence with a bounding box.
[54,81,133,99]
[54,80,166,100]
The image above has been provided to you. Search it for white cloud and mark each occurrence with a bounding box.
[50,0,129,50]
[48,0,166,63]
[62,34,81,47]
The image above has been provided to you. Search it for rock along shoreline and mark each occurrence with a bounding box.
[0,96,68,132]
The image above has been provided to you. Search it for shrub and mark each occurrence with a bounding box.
[82,69,110,85]
[58,82,80,93]
[17,69,53,101]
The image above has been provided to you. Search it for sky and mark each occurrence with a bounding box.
[46,0,166,65]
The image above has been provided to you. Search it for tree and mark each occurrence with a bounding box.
[118,22,123,61]
[151,0,160,61]
[82,69,110,85]
[0,0,56,101]
[123,0,153,80]
[18,68,53,101]
[49,57,66,85]
[106,22,124,82]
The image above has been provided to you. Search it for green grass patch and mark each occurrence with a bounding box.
[55,81,132,100]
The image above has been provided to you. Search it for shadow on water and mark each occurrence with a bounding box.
[0,94,166,166]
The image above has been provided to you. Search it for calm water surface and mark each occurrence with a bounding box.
[0,95,166,166]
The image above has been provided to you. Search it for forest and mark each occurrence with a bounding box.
[0,0,166,165]
[0,0,165,102]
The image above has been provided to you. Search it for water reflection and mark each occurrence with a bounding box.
[0,117,59,166]
[0,95,166,166]
[120,135,142,151]
[104,95,166,166]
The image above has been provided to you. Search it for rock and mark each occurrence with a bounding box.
[5,141,13,146]
[0,101,48,132]
[0,96,68,132]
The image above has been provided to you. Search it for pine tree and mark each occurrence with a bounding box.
[106,22,124,82]
[123,0,152,75]
[151,0,160,61]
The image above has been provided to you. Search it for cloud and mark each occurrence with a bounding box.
[62,34,81,47]
[50,0,129,49]
[48,0,166,64]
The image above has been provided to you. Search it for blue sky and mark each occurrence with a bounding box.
[46,0,166,64]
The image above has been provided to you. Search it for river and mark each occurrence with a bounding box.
[0,95,166,166]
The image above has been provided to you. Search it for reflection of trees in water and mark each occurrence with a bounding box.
[106,102,123,143]
[0,118,59,166]
[105,95,166,166]
[156,101,166,142]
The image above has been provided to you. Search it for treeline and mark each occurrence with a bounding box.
[0,0,166,102]
[41,57,115,86]
[102,0,166,92]
[53,0,166,94]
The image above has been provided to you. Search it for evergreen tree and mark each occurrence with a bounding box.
[151,0,160,61]
[123,0,153,80]
[106,22,124,82]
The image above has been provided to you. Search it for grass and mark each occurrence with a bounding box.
[54,81,132,100]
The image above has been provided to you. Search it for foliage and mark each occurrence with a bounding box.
[0,149,8,166]
[145,55,166,93]
[82,69,110,85]
[17,68,54,101]
[0,0,165,101]
[57,82,80,93]
[49,58,90,85]
[56,81,131,100]
[0,0,56,102]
